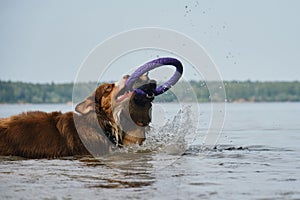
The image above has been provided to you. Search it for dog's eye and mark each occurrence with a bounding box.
[104,84,113,92]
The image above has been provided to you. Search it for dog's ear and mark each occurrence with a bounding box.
[75,84,114,115]
[75,92,95,115]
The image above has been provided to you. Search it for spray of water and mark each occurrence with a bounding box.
[116,105,197,156]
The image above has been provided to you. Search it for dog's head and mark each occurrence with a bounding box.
[75,74,156,146]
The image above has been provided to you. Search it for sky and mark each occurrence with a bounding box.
[0,0,300,83]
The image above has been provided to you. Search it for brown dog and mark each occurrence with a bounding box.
[0,75,156,158]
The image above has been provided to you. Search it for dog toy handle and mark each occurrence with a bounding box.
[126,57,183,96]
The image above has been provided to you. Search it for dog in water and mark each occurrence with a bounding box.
[0,75,156,158]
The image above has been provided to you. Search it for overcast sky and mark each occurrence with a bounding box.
[0,0,299,83]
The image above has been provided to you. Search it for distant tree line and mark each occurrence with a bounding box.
[156,80,300,102]
[224,81,300,102]
[0,80,300,103]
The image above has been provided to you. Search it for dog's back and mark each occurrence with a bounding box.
[0,111,88,158]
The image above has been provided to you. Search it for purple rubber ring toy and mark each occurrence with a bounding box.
[126,57,183,96]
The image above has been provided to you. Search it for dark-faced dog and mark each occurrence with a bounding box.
[0,75,156,158]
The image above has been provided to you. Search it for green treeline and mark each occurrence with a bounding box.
[224,81,300,102]
[1,80,300,103]
[0,81,73,103]
[155,80,300,103]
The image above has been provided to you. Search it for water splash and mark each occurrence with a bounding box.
[118,105,198,155]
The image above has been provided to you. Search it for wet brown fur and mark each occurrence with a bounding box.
[0,111,89,158]
[0,83,145,158]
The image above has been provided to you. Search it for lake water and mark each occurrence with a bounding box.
[0,103,300,200]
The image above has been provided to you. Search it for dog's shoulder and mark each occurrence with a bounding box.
[55,111,77,136]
